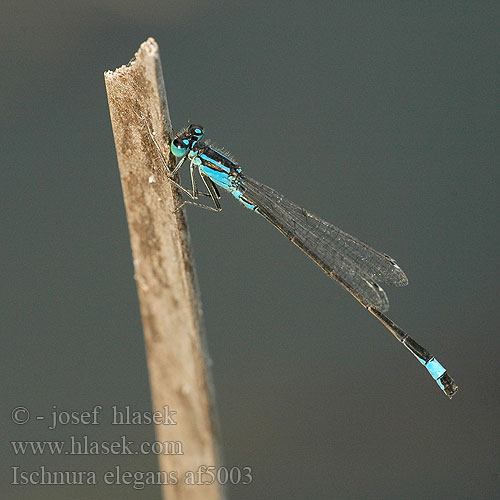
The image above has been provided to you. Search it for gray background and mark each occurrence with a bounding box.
[2,1,499,499]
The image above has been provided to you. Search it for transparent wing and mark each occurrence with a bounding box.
[239,176,408,312]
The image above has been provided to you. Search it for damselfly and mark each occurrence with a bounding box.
[146,122,458,399]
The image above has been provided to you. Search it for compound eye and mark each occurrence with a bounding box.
[188,124,204,140]
[170,137,189,157]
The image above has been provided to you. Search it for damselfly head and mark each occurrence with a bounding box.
[170,124,205,157]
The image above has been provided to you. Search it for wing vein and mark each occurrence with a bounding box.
[239,175,408,312]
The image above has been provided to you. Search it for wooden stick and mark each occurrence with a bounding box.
[105,38,223,500]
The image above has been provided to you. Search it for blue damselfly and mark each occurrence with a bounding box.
[146,122,458,399]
